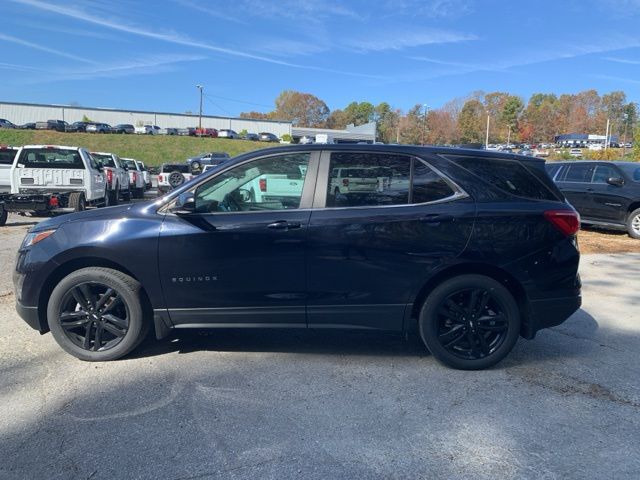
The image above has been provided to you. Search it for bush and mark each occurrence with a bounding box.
[82,115,93,123]
[238,129,248,137]
[634,126,640,161]
[280,134,292,143]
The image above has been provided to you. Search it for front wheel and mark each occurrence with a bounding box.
[418,274,520,370]
[627,208,640,239]
[47,267,148,361]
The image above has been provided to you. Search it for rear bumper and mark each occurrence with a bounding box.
[3,194,54,212]
[522,294,582,339]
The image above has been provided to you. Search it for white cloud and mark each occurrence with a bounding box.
[603,56,640,65]
[0,32,94,63]
[346,30,477,52]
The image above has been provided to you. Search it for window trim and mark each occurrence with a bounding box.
[312,150,467,211]
[162,151,321,215]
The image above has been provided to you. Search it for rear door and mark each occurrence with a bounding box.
[589,164,628,224]
[555,163,595,218]
[306,150,475,331]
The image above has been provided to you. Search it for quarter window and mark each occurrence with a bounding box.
[412,160,455,203]
[194,153,310,213]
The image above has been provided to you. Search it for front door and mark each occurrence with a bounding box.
[556,163,595,218]
[589,164,629,224]
[158,151,318,327]
[306,151,475,331]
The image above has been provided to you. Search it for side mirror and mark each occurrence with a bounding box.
[607,177,624,187]
[171,192,195,214]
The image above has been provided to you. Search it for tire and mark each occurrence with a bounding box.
[190,160,201,171]
[121,186,131,202]
[626,208,640,240]
[47,267,149,361]
[135,187,145,199]
[0,207,7,226]
[103,192,111,208]
[108,187,119,206]
[68,192,86,212]
[418,274,520,370]
[168,171,185,188]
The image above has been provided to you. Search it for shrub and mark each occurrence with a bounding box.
[280,134,292,143]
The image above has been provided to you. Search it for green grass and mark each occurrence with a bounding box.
[0,130,277,166]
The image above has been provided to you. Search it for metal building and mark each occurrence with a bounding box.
[0,101,292,137]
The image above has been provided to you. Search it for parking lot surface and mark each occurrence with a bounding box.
[0,215,639,479]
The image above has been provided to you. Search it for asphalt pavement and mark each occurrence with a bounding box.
[0,214,638,479]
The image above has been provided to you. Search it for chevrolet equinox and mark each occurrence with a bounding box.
[14,145,582,370]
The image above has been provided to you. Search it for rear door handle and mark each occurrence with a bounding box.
[420,214,454,224]
[267,220,301,230]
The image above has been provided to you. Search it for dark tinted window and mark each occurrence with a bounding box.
[18,148,84,169]
[563,164,594,182]
[0,149,16,165]
[450,156,557,200]
[327,152,410,207]
[161,164,191,174]
[412,160,455,203]
[617,163,640,182]
[91,153,116,168]
[592,165,618,184]
[545,163,561,179]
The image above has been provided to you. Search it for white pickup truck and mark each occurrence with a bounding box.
[120,158,146,199]
[0,145,107,222]
[0,146,19,193]
[90,152,130,205]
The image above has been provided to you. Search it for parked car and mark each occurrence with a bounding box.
[19,122,36,130]
[135,125,161,135]
[1,145,107,217]
[0,146,19,196]
[258,132,279,142]
[177,127,195,136]
[113,124,135,134]
[218,129,239,139]
[120,158,145,198]
[90,152,130,204]
[569,148,582,158]
[0,119,16,129]
[588,143,603,151]
[185,152,231,171]
[35,120,69,132]
[241,132,259,141]
[298,135,314,145]
[157,163,193,195]
[135,160,152,190]
[86,123,113,134]
[71,121,91,132]
[532,148,549,158]
[546,160,640,239]
[13,145,581,369]
[194,127,218,138]
[159,127,178,135]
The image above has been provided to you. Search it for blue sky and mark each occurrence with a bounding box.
[2,0,640,116]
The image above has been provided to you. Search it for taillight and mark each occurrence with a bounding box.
[343,178,349,187]
[544,210,580,236]
[48,196,59,207]
[133,172,137,181]
[106,169,113,183]
[259,178,267,192]
[158,174,163,182]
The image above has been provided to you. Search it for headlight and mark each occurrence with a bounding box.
[21,229,56,248]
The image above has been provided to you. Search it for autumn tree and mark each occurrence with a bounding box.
[500,96,524,144]
[273,90,329,127]
[457,99,486,144]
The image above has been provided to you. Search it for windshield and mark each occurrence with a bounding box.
[618,163,640,182]
[91,153,116,167]
[18,148,84,169]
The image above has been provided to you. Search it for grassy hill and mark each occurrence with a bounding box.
[0,130,277,166]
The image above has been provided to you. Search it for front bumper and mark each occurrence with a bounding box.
[16,300,42,332]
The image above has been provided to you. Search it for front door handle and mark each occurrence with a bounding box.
[267,220,301,230]
[420,214,454,224]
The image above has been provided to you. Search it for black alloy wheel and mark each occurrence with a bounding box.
[48,267,148,361]
[419,274,520,370]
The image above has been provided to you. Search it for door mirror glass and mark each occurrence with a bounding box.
[171,192,196,214]
[606,177,624,187]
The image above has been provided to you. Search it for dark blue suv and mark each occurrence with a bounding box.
[14,145,581,369]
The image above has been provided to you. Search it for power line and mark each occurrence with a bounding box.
[202,93,233,116]
[203,93,272,109]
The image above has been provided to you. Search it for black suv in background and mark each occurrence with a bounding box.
[547,161,640,239]
[14,146,581,370]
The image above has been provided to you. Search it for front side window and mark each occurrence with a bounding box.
[194,153,310,213]
[592,165,618,184]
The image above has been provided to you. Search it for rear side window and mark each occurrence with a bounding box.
[563,164,594,183]
[18,148,85,169]
[326,152,455,208]
[0,149,16,165]
[448,156,557,201]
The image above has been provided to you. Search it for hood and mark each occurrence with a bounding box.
[30,203,139,232]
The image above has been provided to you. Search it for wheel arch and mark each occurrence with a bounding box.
[410,262,529,336]
[37,257,153,334]
[627,201,640,215]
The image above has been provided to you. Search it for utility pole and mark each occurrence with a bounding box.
[605,118,610,150]
[196,84,203,134]
[623,113,629,157]
[421,104,429,146]
[485,114,490,149]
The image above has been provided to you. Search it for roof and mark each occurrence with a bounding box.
[21,145,82,150]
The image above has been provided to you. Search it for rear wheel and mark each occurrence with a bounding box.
[0,207,7,226]
[418,274,520,370]
[47,267,148,361]
[108,187,119,205]
[68,192,86,212]
[135,187,145,199]
[627,208,640,239]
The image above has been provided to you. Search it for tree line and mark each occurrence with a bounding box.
[240,89,638,146]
